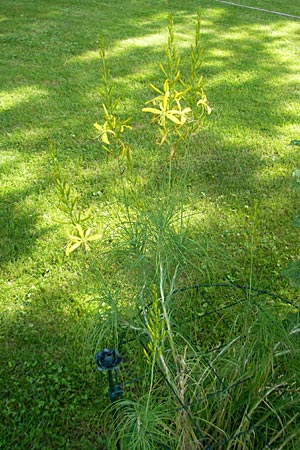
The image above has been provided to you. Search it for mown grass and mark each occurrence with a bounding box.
[1,0,300,448]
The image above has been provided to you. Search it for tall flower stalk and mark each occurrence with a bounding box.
[94,36,132,168]
[142,10,211,164]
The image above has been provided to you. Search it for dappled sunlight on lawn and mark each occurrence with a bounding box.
[0,86,49,112]
[4,126,49,145]
[66,50,99,64]
[114,32,167,50]
[202,9,300,142]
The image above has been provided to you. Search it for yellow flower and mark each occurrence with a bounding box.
[66,224,101,255]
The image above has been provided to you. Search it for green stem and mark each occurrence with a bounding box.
[159,261,177,365]
[146,349,157,414]
[168,157,172,198]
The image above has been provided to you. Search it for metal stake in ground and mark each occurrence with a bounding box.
[95,348,123,448]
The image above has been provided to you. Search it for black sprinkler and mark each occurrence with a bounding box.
[95,348,123,403]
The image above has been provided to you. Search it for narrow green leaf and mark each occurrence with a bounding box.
[149,83,163,95]
[166,112,181,125]
[66,240,82,256]
[142,107,162,115]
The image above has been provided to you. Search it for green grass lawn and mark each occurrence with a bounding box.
[1,0,300,448]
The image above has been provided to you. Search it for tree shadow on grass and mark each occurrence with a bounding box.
[0,189,41,264]
[0,283,106,449]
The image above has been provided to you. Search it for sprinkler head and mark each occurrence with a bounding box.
[95,348,122,371]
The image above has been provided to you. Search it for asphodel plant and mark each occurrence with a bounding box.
[94,36,132,166]
[142,10,211,159]
[51,149,101,256]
